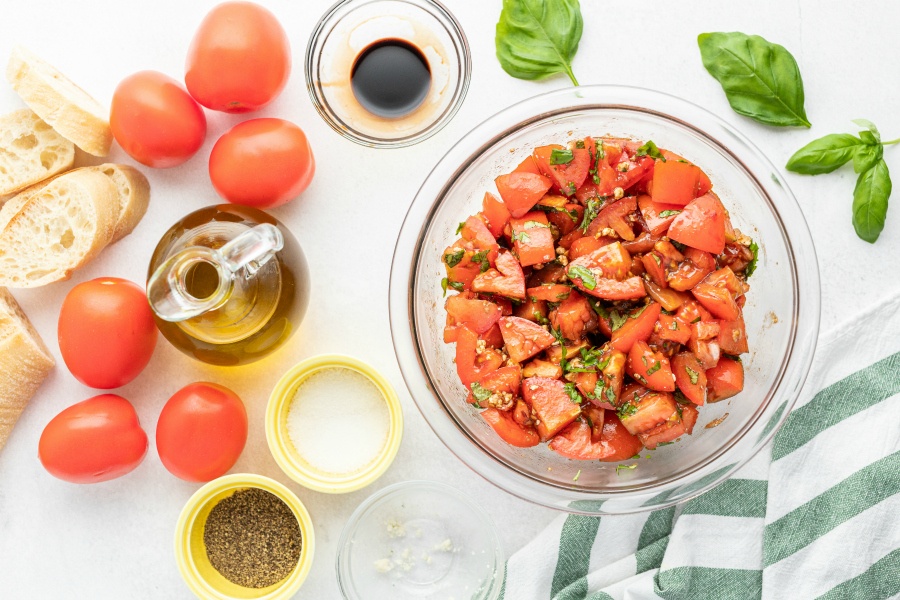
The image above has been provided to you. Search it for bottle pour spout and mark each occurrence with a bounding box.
[147,224,284,322]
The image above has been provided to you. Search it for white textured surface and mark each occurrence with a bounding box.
[1,1,899,598]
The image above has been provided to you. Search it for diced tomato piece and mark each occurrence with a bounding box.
[622,231,659,255]
[513,155,542,175]
[676,300,713,325]
[498,316,555,363]
[656,313,692,345]
[667,193,727,254]
[573,371,598,399]
[706,356,744,402]
[569,236,606,261]
[495,172,553,218]
[689,337,721,370]
[610,303,661,353]
[651,159,703,205]
[527,284,572,303]
[641,251,668,287]
[627,341,675,392]
[598,412,645,462]
[455,326,504,388]
[549,412,643,461]
[668,249,716,292]
[660,150,712,196]
[509,212,555,267]
[568,241,632,280]
[584,405,606,443]
[473,250,526,300]
[575,276,646,301]
[692,269,741,320]
[460,215,499,260]
[479,323,504,348]
[445,295,502,334]
[618,391,678,436]
[466,365,521,405]
[521,377,582,440]
[643,280,691,312]
[544,203,583,236]
[718,314,749,355]
[638,404,699,449]
[587,196,638,240]
[513,296,548,323]
[558,228,586,250]
[527,263,567,286]
[545,339,589,365]
[586,347,626,409]
[523,359,563,379]
[550,290,597,341]
[672,352,707,405]
[638,194,682,237]
[481,408,540,448]
[533,144,590,195]
[512,399,532,428]
[482,192,510,238]
[616,157,654,192]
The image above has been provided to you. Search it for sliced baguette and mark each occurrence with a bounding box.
[0,287,54,454]
[91,164,150,242]
[6,45,112,157]
[0,108,75,196]
[0,169,119,288]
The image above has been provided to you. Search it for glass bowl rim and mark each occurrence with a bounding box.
[304,0,472,149]
[389,84,821,514]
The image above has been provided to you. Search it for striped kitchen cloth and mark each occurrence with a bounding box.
[500,291,900,600]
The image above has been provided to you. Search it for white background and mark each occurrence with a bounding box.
[1,1,899,598]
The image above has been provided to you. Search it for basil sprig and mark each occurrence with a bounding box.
[787,120,898,243]
[697,32,810,128]
[495,0,583,86]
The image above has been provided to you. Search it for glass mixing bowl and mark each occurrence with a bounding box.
[389,85,820,515]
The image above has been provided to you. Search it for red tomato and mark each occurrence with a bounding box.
[445,295,502,334]
[156,382,248,482]
[638,404,699,449]
[672,352,708,405]
[568,236,606,261]
[627,341,675,392]
[667,193,727,254]
[550,291,597,342]
[706,357,745,402]
[651,159,703,205]
[482,192,511,238]
[638,194,682,237]
[39,394,148,483]
[521,377,582,440]
[586,196,638,240]
[472,250,526,299]
[533,144,590,195]
[718,314,750,355]
[509,212,555,266]
[209,118,315,209]
[455,326,504,388]
[467,366,522,404]
[498,316,555,363]
[527,284,572,303]
[494,172,552,217]
[110,71,207,168]
[481,408,540,447]
[58,278,157,389]
[185,1,290,113]
[610,303,661,353]
[618,391,678,436]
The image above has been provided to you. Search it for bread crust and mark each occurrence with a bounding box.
[92,164,150,242]
[6,45,112,157]
[0,287,54,454]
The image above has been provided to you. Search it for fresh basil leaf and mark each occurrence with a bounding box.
[697,32,810,128]
[852,159,892,243]
[471,382,493,403]
[616,463,637,475]
[785,133,863,175]
[563,383,582,404]
[635,140,665,161]
[853,118,881,142]
[443,248,464,267]
[658,209,681,218]
[579,198,600,233]
[685,366,699,385]
[441,277,449,296]
[455,222,465,235]
[853,143,883,175]
[567,265,596,290]
[495,0,583,86]
[610,310,627,331]
[550,148,574,165]
[449,281,465,292]
[523,220,550,229]
[646,361,661,376]
[745,241,759,278]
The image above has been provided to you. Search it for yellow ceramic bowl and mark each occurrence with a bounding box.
[174,474,315,600]
[266,354,403,494]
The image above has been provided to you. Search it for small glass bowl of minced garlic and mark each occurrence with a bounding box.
[174,474,315,599]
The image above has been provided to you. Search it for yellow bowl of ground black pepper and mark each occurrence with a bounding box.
[174,474,315,600]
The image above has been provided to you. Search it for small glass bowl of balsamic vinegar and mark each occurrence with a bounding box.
[305,0,471,148]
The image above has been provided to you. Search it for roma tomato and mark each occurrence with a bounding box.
[39,394,148,484]
[110,70,206,168]
[156,383,248,482]
[209,118,315,208]
[58,278,157,389]
[186,1,291,113]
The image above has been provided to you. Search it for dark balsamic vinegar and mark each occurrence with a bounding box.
[351,39,431,119]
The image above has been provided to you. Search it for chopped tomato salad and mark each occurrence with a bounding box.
[440,137,758,461]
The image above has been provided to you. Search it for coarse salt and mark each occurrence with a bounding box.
[287,367,390,475]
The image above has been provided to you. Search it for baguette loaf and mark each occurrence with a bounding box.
[0,287,54,454]
[0,169,119,288]
[6,45,112,157]
[0,108,75,196]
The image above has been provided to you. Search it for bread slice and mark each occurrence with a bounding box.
[91,164,150,242]
[6,45,112,157]
[0,169,119,288]
[0,108,75,196]
[0,287,54,454]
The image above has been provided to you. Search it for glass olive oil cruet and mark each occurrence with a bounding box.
[147,205,309,366]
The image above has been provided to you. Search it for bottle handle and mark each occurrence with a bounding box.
[147,224,284,322]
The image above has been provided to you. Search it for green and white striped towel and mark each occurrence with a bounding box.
[500,293,900,600]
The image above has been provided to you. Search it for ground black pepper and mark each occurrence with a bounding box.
[203,488,302,588]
